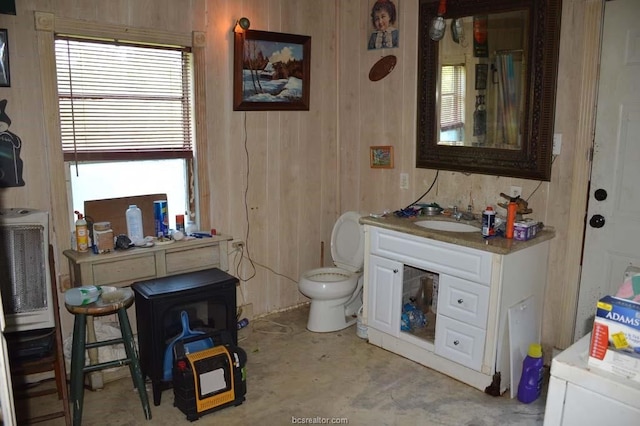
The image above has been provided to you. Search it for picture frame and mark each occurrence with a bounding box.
[475,63,488,91]
[370,146,394,169]
[233,29,311,111]
[0,29,9,87]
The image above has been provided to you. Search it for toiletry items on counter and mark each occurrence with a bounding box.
[481,206,496,237]
[93,221,114,253]
[513,220,540,241]
[126,204,144,244]
[74,211,89,252]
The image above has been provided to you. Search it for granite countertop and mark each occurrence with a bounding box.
[360,214,555,255]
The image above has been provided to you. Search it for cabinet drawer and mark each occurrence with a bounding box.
[166,245,220,275]
[435,315,486,371]
[438,275,490,329]
[92,254,157,285]
[369,227,492,285]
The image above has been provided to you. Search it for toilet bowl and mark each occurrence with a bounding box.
[298,211,365,332]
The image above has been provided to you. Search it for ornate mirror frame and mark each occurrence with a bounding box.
[416,0,561,181]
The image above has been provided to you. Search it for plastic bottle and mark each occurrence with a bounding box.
[517,343,544,404]
[64,285,102,306]
[74,211,89,252]
[506,201,518,239]
[185,219,197,236]
[237,318,249,329]
[482,206,496,237]
[126,204,144,244]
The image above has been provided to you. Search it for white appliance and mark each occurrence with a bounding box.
[0,208,55,332]
[543,333,640,425]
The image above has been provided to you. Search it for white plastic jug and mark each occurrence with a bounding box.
[126,204,144,244]
[64,285,102,306]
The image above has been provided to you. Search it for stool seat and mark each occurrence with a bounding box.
[65,288,134,316]
[66,287,151,425]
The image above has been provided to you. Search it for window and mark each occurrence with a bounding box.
[440,64,465,139]
[55,37,194,228]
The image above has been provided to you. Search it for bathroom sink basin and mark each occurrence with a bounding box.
[414,220,481,233]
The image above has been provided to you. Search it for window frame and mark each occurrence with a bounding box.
[35,12,209,261]
[55,36,195,163]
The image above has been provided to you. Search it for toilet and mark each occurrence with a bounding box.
[298,211,365,332]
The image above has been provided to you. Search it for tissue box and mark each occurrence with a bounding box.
[513,220,539,241]
[589,295,640,382]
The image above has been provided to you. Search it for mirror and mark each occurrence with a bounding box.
[416,0,561,181]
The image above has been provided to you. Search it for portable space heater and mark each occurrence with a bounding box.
[172,332,247,421]
[0,208,54,333]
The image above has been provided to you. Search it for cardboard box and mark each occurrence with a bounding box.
[513,220,539,241]
[589,295,640,382]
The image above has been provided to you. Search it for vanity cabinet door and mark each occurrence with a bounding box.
[367,254,402,336]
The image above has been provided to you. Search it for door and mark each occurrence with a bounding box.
[367,254,402,336]
[575,0,640,339]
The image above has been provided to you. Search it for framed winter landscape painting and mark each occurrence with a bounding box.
[233,29,311,111]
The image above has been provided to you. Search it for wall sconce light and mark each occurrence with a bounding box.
[234,17,251,33]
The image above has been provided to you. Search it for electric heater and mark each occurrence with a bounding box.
[0,208,54,333]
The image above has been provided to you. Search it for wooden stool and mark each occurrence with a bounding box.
[65,288,151,425]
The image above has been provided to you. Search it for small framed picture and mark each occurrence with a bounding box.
[0,29,9,87]
[475,63,488,91]
[370,146,394,169]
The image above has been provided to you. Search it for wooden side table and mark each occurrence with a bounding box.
[63,235,232,390]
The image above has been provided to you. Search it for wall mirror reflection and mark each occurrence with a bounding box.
[416,0,561,181]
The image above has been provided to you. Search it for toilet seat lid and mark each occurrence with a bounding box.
[331,211,364,272]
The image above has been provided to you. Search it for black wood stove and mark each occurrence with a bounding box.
[131,268,238,406]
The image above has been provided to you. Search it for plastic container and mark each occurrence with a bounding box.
[482,206,496,237]
[517,343,544,403]
[237,318,250,329]
[93,221,114,253]
[506,201,517,239]
[74,211,89,252]
[185,220,197,236]
[64,285,102,306]
[126,205,144,244]
[356,305,368,339]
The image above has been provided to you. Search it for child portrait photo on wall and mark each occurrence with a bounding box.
[368,0,399,50]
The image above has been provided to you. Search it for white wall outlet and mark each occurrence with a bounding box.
[232,241,244,249]
[400,173,409,190]
[510,186,522,198]
[553,133,562,155]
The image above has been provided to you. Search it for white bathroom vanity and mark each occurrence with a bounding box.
[361,216,554,395]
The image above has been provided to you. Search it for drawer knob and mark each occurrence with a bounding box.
[453,340,460,346]
[457,298,463,304]
[393,269,398,273]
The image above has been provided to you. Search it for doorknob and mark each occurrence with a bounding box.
[594,188,608,201]
[589,214,605,228]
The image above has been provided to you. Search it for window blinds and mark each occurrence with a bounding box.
[55,37,193,161]
[440,65,465,131]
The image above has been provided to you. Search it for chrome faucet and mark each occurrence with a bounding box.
[453,205,475,221]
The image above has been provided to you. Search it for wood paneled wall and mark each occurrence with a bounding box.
[0,0,599,352]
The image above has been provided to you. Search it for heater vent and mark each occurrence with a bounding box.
[0,208,54,332]
[0,225,48,314]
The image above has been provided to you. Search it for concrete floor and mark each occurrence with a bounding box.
[22,305,548,425]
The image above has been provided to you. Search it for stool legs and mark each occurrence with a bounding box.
[68,306,152,425]
[69,313,86,426]
[117,307,152,420]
